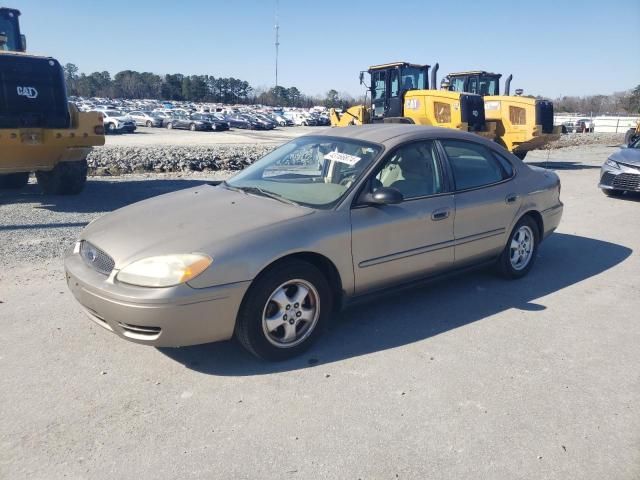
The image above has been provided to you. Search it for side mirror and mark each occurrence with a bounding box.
[359,72,364,85]
[20,34,27,52]
[362,187,404,206]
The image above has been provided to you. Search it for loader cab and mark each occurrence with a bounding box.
[364,62,429,122]
[446,71,502,96]
[0,8,26,52]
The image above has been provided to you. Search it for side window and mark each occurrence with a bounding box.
[441,140,508,190]
[374,141,443,199]
[390,69,399,98]
[492,151,514,178]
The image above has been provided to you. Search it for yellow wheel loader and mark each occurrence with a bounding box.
[0,7,104,194]
[330,62,495,141]
[444,71,561,159]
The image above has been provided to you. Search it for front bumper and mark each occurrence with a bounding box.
[599,163,640,192]
[64,253,251,347]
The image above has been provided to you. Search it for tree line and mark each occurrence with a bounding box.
[552,85,640,115]
[63,63,356,109]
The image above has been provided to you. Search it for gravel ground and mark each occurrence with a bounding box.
[1,143,639,479]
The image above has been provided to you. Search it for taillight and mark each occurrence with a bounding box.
[94,125,105,135]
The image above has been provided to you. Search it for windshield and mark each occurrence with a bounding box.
[0,11,20,51]
[401,66,426,90]
[226,136,383,208]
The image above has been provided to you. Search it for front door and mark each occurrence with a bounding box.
[350,140,455,294]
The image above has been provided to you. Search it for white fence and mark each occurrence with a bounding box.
[554,115,639,133]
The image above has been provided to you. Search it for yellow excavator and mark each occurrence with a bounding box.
[443,71,561,158]
[330,62,496,140]
[0,7,104,193]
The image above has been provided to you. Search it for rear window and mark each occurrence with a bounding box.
[0,55,70,129]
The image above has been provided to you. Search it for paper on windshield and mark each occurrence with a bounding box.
[324,151,361,166]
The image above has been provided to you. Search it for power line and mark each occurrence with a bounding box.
[274,0,280,89]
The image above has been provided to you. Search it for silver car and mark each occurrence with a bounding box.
[65,125,563,360]
[599,137,640,196]
[129,111,163,127]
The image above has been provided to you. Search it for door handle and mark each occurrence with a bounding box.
[431,208,450,221]
[505,194,518,204]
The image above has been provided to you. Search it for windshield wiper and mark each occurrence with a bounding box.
[223,182,299,206]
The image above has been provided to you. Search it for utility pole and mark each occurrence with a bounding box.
[274,0,280,89]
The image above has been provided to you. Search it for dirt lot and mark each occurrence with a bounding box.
[0,144,638,479]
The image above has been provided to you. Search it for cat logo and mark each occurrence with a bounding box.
[17,86,38,99]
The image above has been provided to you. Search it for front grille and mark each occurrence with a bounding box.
[118,322,161,340]
[613,173,640,191]
[79,241,115,275]
[460,94,486,132]
[535,100,554,134]
[600,171,616,186]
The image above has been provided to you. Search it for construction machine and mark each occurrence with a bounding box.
[444,70,560,159]
[0,7,104,193]
[330,62,494,140]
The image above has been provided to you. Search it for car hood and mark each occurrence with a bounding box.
[609,147,640,166]
[81,184,313,267]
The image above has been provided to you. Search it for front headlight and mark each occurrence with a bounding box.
[605,158,620,169]
[484,101,501,111]
[116,254,212,287]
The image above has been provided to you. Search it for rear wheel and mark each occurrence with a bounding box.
[497,216,539,279]
[146,120,152,127]
[166,122,173,129]
[105,123,116,134]
[190,123,196,131]
[235,259,332,361]
[0,172,30,189]
[36,160,87,195]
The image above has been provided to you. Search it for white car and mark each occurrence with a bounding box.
[100,110,137,134]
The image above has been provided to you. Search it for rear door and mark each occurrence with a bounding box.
[438,139,520,266]
[350,140,455,294]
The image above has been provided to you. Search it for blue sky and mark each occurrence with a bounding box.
[17,0,640,98]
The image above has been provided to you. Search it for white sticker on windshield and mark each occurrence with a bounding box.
[324,151,361,166]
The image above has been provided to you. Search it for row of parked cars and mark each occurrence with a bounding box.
[95,108,330,134]
[561,118,595,133]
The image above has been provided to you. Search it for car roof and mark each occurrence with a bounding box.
[310,124,488,146]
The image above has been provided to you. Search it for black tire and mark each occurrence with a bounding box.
[166,122,173,129]
[190,123,196,131]
[235,259,333,361]
[36,160,87,195]
[513,150,527,160]
[0,172,30,189]
[602,188,624,197]
[146,120,152,127]
[105,123,116,134]
[497,215,539,279]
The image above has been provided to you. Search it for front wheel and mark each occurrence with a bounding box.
[105,123,116,134]
[166,122,173,129]
[0,172,30,189]
[190,123,196,131]
[146,120,152,127]
[497,216,539,279]
[235,259,332,361]
[36,160,87,195]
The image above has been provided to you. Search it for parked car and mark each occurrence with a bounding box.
[599,136,640,196]
[129,111,163,127]
[165,115,212,131]
[239,114,268,130]
[561,121,576,134]
[575,118,594,133]
[226,115,253,129]
[191,113,230,131]
[253,113,278,129]
[101,110,136,134]
[65,125,563,360]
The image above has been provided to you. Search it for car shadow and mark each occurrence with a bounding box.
[0,178,211,213]
[158,233,632,376]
